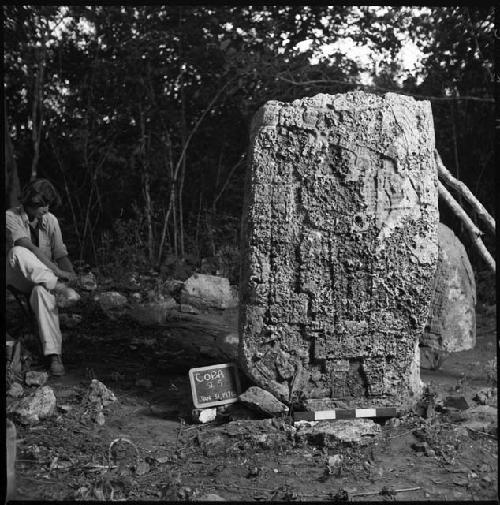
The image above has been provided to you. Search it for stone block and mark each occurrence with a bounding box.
[423,223,476,351]
[240,91,438,408]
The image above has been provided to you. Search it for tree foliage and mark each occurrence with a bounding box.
[3,6,495,271]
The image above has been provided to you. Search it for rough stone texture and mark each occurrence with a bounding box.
[24,370,49,387]
[181,273,238,310]
[422,223,476,352]
[239,386,289,416]
[295,418,381,446]
[7,382,24,398]
[239,91,438,408]
[7,385,57,424]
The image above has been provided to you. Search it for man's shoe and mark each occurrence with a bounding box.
[49,355,65,376]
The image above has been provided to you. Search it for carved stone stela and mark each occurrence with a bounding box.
[239,91,439,407]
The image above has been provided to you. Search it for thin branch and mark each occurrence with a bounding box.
[438,181,495,273]
[435,151,495,235]
[212,153,246,210]
[276,75,495,103]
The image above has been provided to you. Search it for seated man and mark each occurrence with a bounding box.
[6,178,79,376]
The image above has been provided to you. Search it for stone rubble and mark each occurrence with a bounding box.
[7,382,24,398]
[24,371,48,387]
[7,385,57,424]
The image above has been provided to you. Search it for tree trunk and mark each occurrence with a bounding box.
[4,99,21,209]
[30,42,47,181]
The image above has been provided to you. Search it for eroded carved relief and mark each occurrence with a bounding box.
[239,91,439,408]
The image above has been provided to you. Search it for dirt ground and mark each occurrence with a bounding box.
[6,277,498,502]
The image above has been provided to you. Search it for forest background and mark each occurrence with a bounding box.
[3,6,496,282]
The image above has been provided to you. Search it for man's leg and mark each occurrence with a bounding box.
[7,246,65,375]
[30,285,62,357]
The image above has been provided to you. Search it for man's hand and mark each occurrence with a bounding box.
[57,269,77,282]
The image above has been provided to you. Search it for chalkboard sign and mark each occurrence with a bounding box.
[188,363,241,409]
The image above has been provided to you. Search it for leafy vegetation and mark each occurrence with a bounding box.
[4,6,495,274]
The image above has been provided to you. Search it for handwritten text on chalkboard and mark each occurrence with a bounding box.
[189,363,241,409]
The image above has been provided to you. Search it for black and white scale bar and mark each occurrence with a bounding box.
[293,407,398,421]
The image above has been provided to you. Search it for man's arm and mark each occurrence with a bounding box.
[56,255,75,275]
[14,237,72,280]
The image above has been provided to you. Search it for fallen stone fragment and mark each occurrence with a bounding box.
[328,454,343,467]
[78,272,98,291]
[295,419,381,446]
[7,386,56,424]
[85,379,117,406]
[7,382,24,398]
[24,371,48,387]
[55,286,81,308]
[98,291,128,310]
[192,408,217,424]
[180,273,238,310]
[444,396,469,411]
[239,386,289,416]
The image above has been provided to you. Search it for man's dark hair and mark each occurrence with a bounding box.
[20,179,62,209]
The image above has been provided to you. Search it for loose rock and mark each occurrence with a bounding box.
[78,272,98,291]
[192,408,217,424]
[98,292,128,311]
[239,386,289,416]
[24,371,48,387]
[7,385,57,424]
[180,273,238,310]
[85,379,117,407]
[7,382,24,398]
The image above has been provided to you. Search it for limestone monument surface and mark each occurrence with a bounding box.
[239,91,439,408]
[423,222,476,352]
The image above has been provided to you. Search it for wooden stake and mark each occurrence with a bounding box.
[438,181,495,273]
[435,151,495,235]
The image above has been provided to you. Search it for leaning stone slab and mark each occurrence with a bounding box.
[239,386,289,416]
[295,419,381,446]
[422,223,476,352]
[7,385,56,424]
[239,91,438,408]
